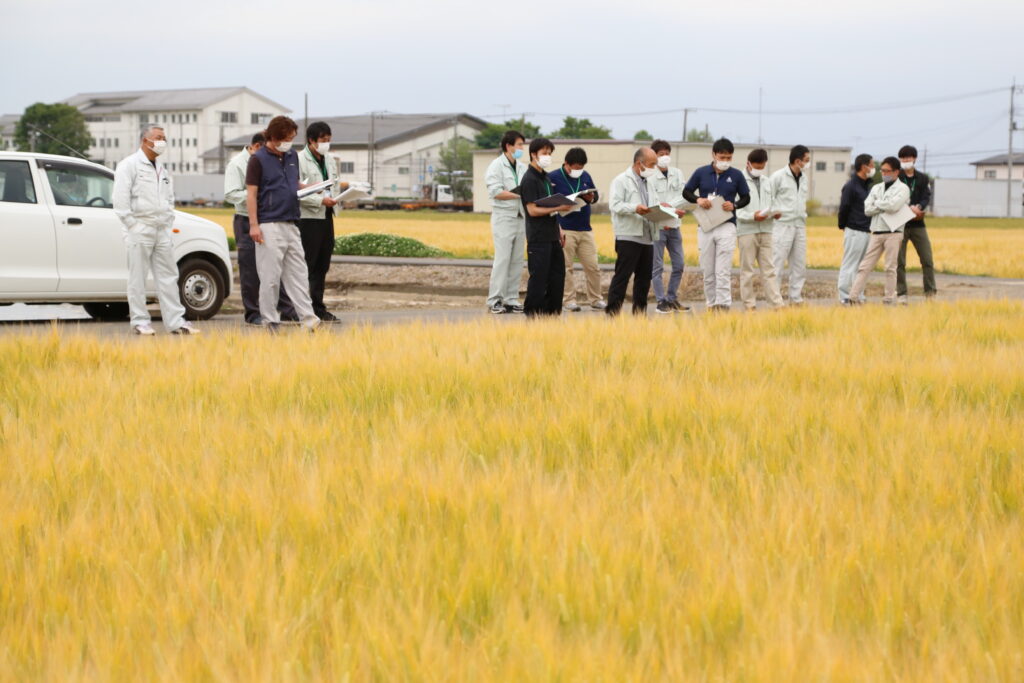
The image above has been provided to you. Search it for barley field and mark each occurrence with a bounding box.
[2,302,1023,680]
[186,208,1024,279]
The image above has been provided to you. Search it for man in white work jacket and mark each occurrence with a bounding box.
[112,125,198,335]
[484,130,528,314]
[770,145,811,305]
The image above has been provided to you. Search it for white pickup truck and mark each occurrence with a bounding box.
[0,151,231,320]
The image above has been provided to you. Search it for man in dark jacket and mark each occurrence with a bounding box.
[837,154,874,304]
[896,144,936,303]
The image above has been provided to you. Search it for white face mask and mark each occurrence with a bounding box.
[275,140,293,154]
[537,155,552,169]
[900,161,914,171]
[567,168,584,179]
[316,142,330,155]
[149,139,167,156]
[639,165,658,179]
[748,167,765,178]
[714,160,731,172]
[656,155,671,169]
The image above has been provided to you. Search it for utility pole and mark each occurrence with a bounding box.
[682,108,693,142]
[304,93,309,141]
[922,146,928,173]
[1009,77,1017,218]
[218,124,225,174]
[368,111,376,190]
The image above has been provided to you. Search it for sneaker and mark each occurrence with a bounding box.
[245,316,263,326]
[133,323,156,336]
[590,300,607,311]
[669,300,690,312]
[898,295,909,306]
[489,302,508,314]
[506,303,525,314]
[565,302,581,312]
[172,321,200,335]
[655,301,674,314]
[318,311,339,323]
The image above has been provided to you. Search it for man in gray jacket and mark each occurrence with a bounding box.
[606,148,660,316]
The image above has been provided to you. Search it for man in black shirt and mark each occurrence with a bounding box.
[520,137,567,317]
[896,144,936,302]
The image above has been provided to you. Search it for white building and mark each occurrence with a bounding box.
[203,112,487,197]
[62,87,290,174]
[0,114,19,151]
[971,153,1024,180]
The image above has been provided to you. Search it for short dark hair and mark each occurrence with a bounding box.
[898,145,918,159]
[250,132,266,146]
[651,139,671,154]
[880,156,901,172]
[500,130,524,153]
[747,148,768,164]
[712,138,734,154]
[265,115,298,142]
[854,153,873,173]
[789,145,810,164]
[564,147,587,166]
[529,137,554,157]
[306,121,332,143]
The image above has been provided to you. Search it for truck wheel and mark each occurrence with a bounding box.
[178,258,225,320]
[82,302,130,321]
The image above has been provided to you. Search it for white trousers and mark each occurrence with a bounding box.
[487,215,526,307]
[772,223,807,303]
[254,221,319,327]
[697,223,736,307]
[837,228,870,303]
[124,227,185,330]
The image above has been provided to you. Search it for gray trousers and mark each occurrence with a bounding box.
[772,223,807,303]
[652,227,684,303]
[234,214,295,323]
[897,226,936,297]
[837,228,870,303]
[487,214,526,307]
[254,221,319,327]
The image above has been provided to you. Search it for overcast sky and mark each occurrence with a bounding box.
[2,0,1021,177]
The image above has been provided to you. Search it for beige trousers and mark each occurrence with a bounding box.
[850,232,903,303]
[562,230,602,305]
[738,232,784,310]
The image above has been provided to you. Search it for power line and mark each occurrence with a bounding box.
[477,87,1006,120]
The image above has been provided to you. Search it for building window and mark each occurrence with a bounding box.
[114,139,119,148]
[192,114,198,122]
[220,112,238,124]
[171,114,177,123]
[339,162,355,174]
[398,167,410,175]
[140,114,149,124]
[815,161,827,172]
[835,161,845,172]
[984,170,997,179]
[251,112,272,125]
[193,138,198,147]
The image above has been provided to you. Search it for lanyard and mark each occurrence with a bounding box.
[562,168,582,194]
[903,175,916,195]
[507,155,519,185]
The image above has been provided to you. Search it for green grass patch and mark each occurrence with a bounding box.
[334,233,452,258]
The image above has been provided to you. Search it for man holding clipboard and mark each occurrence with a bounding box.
[848,157,914,305]
[519,138,570,317]
[682,138,751,312]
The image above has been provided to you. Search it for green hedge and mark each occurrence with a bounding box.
[333,233,451,258]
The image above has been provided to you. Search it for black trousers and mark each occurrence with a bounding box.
[896,225,936,297]
[606,239,653,316]
[524,241,565,317]
[233,214,296,323]
[298,213,336,317]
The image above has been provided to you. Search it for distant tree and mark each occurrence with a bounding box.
[548,116,612,140]
[474,118,542,149]
[686,128,714,143]
[633,129,653,141]
[14,102,91,157]
[436,137,474,200]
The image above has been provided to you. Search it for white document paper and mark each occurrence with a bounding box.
[296,178,336,199]
[692,195,732,232]
[334,186,371,202]
[645,203,678,226]
[881,203,917,231]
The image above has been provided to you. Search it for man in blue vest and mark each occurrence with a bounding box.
[244,115,321,331]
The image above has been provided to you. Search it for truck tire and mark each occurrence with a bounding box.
[82,302,130,321]
[178,257,225,320]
